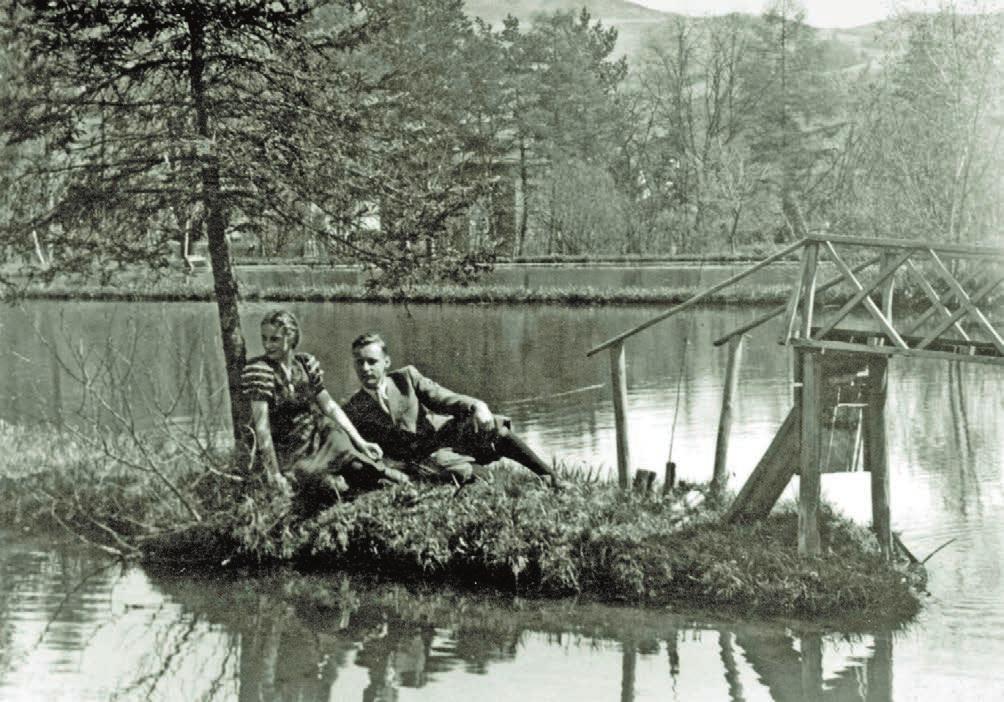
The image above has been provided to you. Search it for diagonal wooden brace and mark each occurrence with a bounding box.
[925,250,1004,355]
[916,275,1004,351]
[904,269,984,337]
[822,242,908,349]
[905,258,970,341]
[815,249,914,340]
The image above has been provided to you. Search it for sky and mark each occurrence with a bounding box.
[626,0,1004,28]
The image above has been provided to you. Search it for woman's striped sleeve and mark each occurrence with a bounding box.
[241,359,275,402]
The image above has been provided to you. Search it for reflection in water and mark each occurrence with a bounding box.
[0,541,899,701]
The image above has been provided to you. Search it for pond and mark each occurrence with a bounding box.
[1,297,1002,700]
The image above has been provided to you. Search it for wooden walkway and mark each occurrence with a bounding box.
[587,234,1003,558]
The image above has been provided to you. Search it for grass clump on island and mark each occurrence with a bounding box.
[0,422,921,621]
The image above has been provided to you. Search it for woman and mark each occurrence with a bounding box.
[242,309,407,497]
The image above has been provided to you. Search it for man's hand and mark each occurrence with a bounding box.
[359,440,384,462]
[471,401,496,435]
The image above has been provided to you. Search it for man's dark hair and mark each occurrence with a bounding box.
[351,332,388,354]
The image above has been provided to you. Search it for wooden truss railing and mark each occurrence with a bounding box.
[586,234,1003,489]
[714,234,1004,365]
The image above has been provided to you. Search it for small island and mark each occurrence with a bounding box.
[0,422,924,623]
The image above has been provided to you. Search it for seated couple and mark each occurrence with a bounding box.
[242,310,559,501]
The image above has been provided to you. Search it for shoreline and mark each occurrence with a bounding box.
[2,279,815,307]
[6,273,996,314]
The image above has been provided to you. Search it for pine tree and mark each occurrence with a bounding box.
[1,0,385,436]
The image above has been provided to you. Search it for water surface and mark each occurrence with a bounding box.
[0,297,1002,700]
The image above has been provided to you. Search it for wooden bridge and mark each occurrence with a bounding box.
[587,234,1004,559]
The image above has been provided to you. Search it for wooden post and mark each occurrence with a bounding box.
[799,349,822,556]
[881,251,896,325]
[799,242,819,339]
[609,342,632,489]
[865,356,892,560]
[712,334,744,497]
[633,469,656,494]
[662,461,676,495]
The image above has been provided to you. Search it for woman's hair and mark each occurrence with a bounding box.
[261,309,300,349]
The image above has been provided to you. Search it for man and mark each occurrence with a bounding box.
[343,332,561,488]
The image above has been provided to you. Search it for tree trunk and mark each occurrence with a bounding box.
[729,205,742,254]
[516,137,529,257]
[188,11,248,444]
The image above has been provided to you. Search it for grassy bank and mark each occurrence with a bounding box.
[0,422,922,621]
[7,278,810,307]
[226,251,786,266]
[8,271,996,315]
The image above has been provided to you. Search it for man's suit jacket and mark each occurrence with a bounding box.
[342,366,481,461]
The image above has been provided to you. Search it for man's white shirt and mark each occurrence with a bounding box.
[363,377,391,415]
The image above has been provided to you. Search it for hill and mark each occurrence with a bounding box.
[464,0,673,58]
[464,0,668,25]
[462,0,887,69]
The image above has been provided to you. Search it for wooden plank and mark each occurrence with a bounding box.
[724,407,799,523]
[926,251,1004,354]
[813,250,913,340]
[905,258,970,340]
[822,241,909,349]
[714,255,882,347]
[799,350,822,556]
[712,335,744,497]
[915,275,1004,352]
[807,233,1004,259]
[816,326,997,353]
[792,337,1004,366]
[609,343,632,489]
[587,239,806,356]
[864,356,892,560]
[799,242,819,339]
[780,247,809,344]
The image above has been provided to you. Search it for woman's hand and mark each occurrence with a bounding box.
[359,440,384,462]
[471,401,496,435]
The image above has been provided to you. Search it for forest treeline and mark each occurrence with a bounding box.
[1,0,1002,285]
